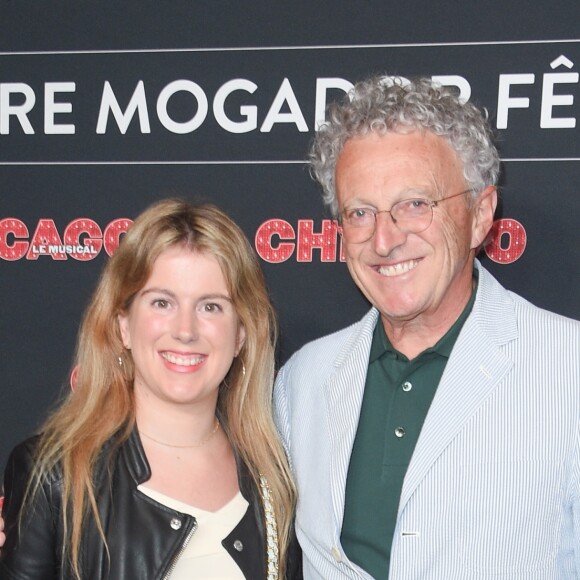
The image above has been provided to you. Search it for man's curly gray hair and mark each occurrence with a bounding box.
[309,76,501,217]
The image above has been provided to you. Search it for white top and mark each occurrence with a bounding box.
[138,485,249,579]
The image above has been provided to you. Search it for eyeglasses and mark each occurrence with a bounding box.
[338,189,474,244]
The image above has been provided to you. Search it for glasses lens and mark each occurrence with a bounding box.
[340,198,435,243]
[391,199,433,234]
[341,208,376,243]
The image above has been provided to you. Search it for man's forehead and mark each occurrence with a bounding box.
[341,139,457,185]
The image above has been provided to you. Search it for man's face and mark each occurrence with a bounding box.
[335,130,495,333]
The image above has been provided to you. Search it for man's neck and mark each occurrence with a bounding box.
[382,277,477,360]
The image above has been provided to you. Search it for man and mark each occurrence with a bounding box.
[273,76,580,579]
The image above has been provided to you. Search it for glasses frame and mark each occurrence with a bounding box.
[338,188,474,244]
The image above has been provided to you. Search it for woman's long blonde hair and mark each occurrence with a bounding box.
[27,199,296,578]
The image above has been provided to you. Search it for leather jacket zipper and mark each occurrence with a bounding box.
[163,518,198,579]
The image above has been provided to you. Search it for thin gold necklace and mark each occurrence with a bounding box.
[139,418,220,448]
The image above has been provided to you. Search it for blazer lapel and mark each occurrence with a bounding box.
[399,265,519,511]
[324,308,378,529]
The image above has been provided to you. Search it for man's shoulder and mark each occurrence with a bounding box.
[287,308,377,364]
[294,308,378,356]
[507,291,580,352]
[477,263,579,334]
[510,290,579,325]
[472,266,580,368]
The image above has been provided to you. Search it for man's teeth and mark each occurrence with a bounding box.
[378,260,419,277]
[162,353,204,366]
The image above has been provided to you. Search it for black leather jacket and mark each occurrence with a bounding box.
[0,428,302,579]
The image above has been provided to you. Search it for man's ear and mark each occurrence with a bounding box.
[471,186,498,250]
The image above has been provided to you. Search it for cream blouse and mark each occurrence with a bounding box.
[138,485,249,579]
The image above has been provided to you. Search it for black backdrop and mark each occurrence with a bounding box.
[1,0,579,472]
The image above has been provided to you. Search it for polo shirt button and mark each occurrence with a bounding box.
[331,546,342,562]
[395,427,406,438]
[402,381,412,392]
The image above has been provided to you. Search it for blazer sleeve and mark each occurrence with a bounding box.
[0,438,61,579]
[273,361,293,466]
[573,427,580,573]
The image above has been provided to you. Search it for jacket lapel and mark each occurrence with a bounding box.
[324,309,378,528]
[399,265,519,511]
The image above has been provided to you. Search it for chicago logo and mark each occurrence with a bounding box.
[0,217,132,261]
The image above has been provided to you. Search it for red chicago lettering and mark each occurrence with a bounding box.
[255,219,296,263]
[485,218,527,264]
[103,218,133,256]
[64,218,103,261]
[27,219,66,260]
[0,217,134,260]
[255,218,346,263]
[296,220,339,262]
[0,218,29,261]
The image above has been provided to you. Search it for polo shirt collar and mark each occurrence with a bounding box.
[369,269,479,363]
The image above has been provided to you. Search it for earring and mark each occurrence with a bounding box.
[118,356,123,367]
[241,360,246,377]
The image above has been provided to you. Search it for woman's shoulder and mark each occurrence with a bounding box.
[6,435,41,472]
[5,434,64,488]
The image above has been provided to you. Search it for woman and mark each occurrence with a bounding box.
[0,199,301,579]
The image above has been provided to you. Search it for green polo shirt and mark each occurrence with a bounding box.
[341,280,477,579]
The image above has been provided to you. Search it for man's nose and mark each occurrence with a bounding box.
[371,210,407,255]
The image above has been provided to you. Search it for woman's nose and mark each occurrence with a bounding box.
[172,311,199,343]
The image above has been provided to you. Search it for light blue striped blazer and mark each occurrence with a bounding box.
[274,262,580,579]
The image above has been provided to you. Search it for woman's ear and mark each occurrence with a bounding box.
[235,325,246,357]
[117,313,131,350]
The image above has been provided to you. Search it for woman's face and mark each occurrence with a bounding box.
[118,246,245,413]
